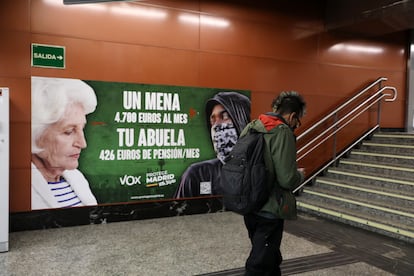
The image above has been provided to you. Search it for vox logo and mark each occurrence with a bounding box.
[119,175,142,186]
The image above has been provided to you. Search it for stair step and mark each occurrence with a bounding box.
[298,193,414,230]
[300,189,414,228]
[349,151,414,166]
[337,159,414,179]
[363,142,414,149]
[297,200,414,243]
[324,168,414,193]
[314,178,414,210]
[359,142,414,155]
[371,133,414,145]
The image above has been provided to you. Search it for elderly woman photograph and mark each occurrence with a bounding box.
[31,76,98,210]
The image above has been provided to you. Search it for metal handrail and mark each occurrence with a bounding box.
[297,86,397,160]
[293,78,397,193]
[297,77,389,140]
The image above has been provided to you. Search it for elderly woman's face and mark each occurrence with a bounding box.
[36,103,87,171]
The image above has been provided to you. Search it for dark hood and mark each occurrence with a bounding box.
[205,91,251,135]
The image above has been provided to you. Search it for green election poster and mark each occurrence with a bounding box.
[31,76,250,208]
[81,80,250,204]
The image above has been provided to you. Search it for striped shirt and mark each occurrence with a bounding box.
[48,178,83,208]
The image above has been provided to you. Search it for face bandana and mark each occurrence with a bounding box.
[211,122,238,163]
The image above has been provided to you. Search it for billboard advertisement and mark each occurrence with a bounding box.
[31,77,250,210]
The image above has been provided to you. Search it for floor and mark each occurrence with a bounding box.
[1,211,413,276]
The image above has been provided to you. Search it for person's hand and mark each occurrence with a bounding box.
[298,167,305,177]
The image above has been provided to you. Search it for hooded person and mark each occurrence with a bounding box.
[174,92,251,198]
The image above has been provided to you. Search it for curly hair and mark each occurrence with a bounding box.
[271,91,306,117]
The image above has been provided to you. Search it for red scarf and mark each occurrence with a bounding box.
[258,114,285,131]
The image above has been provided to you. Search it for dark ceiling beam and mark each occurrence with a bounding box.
[325,0,414,36]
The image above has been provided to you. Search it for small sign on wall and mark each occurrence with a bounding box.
[31,43,65,69]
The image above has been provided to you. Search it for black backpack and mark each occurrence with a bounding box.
[220,128,269,215]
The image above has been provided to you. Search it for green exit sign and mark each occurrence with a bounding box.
[31,43,65,69]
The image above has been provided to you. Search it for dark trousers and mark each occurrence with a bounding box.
[244,213,284,276]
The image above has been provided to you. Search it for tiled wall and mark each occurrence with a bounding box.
[0,0,407,213]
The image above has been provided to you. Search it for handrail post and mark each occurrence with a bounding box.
[377,79,384,131]
[333,112,338,166]
[377,97,382,132]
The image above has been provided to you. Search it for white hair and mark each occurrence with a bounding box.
[31,76,97,154]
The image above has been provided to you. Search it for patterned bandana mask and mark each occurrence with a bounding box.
[211,122,238,163]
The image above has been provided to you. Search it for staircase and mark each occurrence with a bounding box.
[297,132,414,243]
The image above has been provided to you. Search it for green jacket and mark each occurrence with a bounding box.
[240,113,304,218]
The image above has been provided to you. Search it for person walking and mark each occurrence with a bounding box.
[240,91,306,275]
